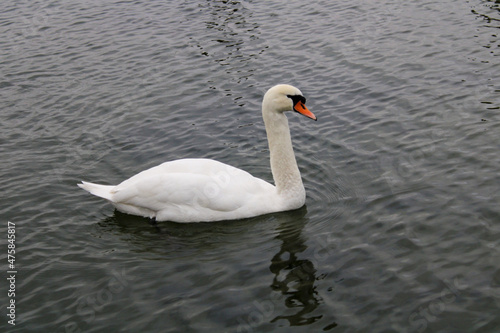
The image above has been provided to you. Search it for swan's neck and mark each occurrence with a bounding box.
[263,105,305,203]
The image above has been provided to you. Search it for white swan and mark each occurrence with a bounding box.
[78,84,317,222]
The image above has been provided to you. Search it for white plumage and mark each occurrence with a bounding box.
[78,84,317,222]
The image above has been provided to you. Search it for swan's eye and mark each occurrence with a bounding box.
[287,94,306,106]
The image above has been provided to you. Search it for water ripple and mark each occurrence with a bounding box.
[1,0,500,332]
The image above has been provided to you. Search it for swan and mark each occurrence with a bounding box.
[78,84,317,222]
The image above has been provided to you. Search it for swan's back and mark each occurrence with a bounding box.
[83,158,279,222]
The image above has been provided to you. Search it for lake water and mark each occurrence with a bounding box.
[1,0,499,332]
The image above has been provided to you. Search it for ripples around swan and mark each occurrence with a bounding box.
[1,0,499,332]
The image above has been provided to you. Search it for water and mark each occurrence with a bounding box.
[1,0,499,332]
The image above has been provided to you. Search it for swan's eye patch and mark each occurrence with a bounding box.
[287,95,306,105]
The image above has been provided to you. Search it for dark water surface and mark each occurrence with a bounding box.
[1,0,499,332]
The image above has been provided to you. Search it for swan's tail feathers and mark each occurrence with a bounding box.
[78,181,115,201]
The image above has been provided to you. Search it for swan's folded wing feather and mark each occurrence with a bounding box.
[111,160,275,214]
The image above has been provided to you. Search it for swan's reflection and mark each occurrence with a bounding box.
[97,208,324,328]
[269,208,322,326]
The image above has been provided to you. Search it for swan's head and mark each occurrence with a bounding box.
[263,84,317,121]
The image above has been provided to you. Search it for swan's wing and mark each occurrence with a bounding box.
[110,159,275,214]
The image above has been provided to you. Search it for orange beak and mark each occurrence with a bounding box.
[294,101,317,121]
